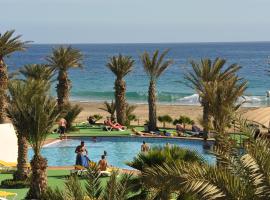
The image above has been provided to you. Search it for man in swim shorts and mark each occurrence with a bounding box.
[75,141,89,167]
[59,118,67,140]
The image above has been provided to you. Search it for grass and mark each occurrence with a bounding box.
[47,124,143,139]
[0,169,110,200]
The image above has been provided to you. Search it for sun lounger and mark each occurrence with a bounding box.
[0,160,30,170]
[70,165,88,176]
[70,161,97,176]
[0,160,17,168]
[0,191,17,200]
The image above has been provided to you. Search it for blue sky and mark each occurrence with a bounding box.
[1,0,270,43]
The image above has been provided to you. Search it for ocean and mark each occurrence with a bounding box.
[5,42,270,107]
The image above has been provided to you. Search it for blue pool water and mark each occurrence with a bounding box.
[28,137,215,169]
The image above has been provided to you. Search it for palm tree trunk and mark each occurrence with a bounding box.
[0,57,8,123]
[27,154,48,199]
[13,135,28,181]
[202,99,210,139]
[57,70,70,111]
[148,80,157,131]
[115,78,126,125]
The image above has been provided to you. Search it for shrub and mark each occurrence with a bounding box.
[125,103,137,126]
[92,114,102,122]
[173,115,194,129]
[1,179,30,188]
[62,104,83,131]
[158,115,173,128]
[127,145,204,171]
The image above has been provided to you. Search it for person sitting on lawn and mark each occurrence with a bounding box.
[98,155,108,171]
[87,116,96,125]
[98,155,111,177]
[192,122,201,132]
[176,123,185,136]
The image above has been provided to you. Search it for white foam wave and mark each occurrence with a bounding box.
[177,94,268,107]
[177,94,200,104]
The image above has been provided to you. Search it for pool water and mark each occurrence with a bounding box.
[28,137,215,169]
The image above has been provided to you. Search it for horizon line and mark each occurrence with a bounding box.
[31,40,270,45]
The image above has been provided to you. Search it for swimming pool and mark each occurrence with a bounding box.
[28,137,215,169]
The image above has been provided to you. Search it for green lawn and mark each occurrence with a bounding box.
[0,169,110,200]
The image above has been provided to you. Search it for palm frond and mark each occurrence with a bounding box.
[106,54,134,79]
[19,64,55,82]
[141,49,173,80]
[0,30,28,57]
[99,100,116,119]
[46,45,83,70]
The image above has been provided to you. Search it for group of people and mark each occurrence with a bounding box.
[176,122,204,137]
[74,140,150,172]
[75,141,108,174]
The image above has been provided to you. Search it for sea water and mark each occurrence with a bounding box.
[6,42,270,107]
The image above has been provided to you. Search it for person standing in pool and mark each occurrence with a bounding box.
[141,141,150,152]
[75,141,89,167]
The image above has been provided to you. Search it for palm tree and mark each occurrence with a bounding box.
[141,49,173,131]
[143,133,270,200]
[125,103,137,126]
[184,58,241,136]
[46,46,83,111]
[106,55,134,125]
[202,76,247,149]
[99,100,116,120]
[7,64,53,181]
[128,145,204,200]
[42,166,142,200]
[0,30,27,123]
[19,64,54,82]
[8,80,59,199]
[6,95,29,181]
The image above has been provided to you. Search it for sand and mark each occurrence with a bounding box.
[72,101,253,128]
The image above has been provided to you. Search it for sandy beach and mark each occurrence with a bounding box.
[73,101,254,127]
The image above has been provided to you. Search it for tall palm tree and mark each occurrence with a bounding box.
[46,46,83,111]
[0,30,27,123]
[106,55,134,125]
[8,80,59,199]
[7,64,53,181]
[184,58,241,136]
[141,49,173,131]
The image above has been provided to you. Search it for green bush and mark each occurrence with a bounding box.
[127,145,204,171]
[1,179,30,188]
[158,115,173,128]
[173,115,194,129]
[92,114,102,122]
